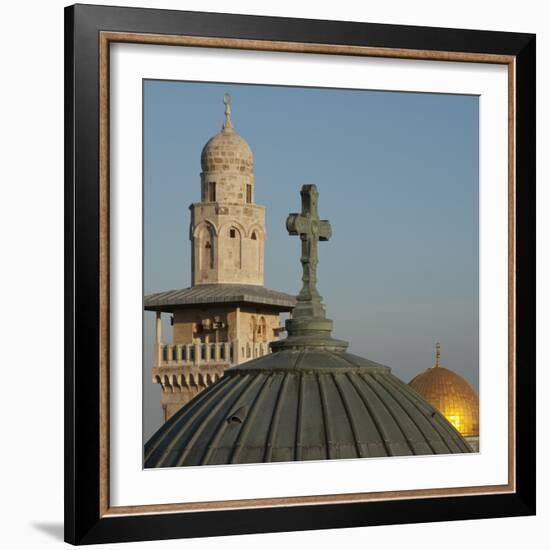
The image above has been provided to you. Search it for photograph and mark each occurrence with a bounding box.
[142,81,480,467]
[60,3,537,544]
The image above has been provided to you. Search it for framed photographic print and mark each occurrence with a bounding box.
[64,3,536,545]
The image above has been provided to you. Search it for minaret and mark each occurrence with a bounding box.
[144,94,295,421]
[191,93,265,286]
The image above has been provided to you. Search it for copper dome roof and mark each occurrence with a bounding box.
[145,185,473,468]
[409,344,479,437]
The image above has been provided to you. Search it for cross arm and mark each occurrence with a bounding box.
[286,213,307,235]
[318,220,332,241]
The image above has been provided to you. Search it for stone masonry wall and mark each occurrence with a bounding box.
[191,202,265,285]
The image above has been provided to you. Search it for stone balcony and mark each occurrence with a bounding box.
[152,340,271,392]
[158,341,234,366]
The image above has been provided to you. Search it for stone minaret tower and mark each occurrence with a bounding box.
[145,94,295,421]
[191,93,265,285]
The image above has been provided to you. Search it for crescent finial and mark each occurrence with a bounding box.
[222,93,233,131]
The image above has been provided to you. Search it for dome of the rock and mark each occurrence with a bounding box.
[409,344,479,438]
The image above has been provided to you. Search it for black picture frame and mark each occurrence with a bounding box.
[65,3,536,545]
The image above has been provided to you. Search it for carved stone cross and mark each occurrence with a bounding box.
[271,183,347,351]
[286,184,332,320]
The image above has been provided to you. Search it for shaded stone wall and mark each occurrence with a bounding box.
[173,305,280,348]
[161,386,203,421]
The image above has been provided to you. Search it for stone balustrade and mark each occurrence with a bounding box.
[157,341,233,366]
[154,339,271,369]
[152,339,272,415]
[150,296,280,421]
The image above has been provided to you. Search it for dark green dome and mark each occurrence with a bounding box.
[144,349,471,467]
[144,184,472,468]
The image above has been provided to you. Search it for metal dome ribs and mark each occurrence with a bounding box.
[144,350,471,467]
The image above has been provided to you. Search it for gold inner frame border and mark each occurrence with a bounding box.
[98,31,516,518]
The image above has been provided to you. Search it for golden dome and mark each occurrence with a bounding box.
[409,343,479,437]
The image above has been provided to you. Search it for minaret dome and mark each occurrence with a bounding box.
[200,94,254,204]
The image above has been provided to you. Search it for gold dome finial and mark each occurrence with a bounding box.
[222,93,233,132]
[434,342,441,368]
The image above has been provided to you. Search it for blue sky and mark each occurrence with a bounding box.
[143,80,479,440]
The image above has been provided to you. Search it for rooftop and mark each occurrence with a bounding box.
[144,283,296,312]
[145,349,472,467]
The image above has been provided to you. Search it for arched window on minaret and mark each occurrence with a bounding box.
[250,315,257,342]
[258,316,267,342]
[249,228,262,277]
[228,226,242,269]
[204,242,213,268]
[208,181,217,202]
[198,226,215,271]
